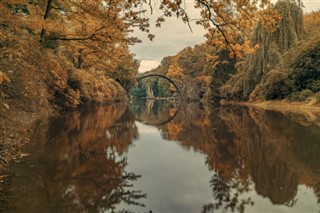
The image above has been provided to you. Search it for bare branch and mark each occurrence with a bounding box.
[40,0,54,45]
[196,0,237,58]
[177,5,193,33]
[48,26,108,41]
[148,0,153,15]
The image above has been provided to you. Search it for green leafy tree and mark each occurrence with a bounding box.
[130,81,146,98]
[151,80,159,97]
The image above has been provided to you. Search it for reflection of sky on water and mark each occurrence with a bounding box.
[118,122,213,213]
[118,121,320,213]
[134,122,159,134]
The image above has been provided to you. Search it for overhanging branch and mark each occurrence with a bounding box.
[47,26,108,41]
[196,0,237,58]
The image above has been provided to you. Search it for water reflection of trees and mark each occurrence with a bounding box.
[7,105,146,212]
[44,105,145,212]
[202,173,253,213]
[160,103,320,212]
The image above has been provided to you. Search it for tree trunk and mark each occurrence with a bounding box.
[40,0,53,46]
[77,49,84,69]
[146,84,155,99]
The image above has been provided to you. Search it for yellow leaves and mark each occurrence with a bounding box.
[196,75,212,87]
[194,117,211,126]
[205,53,219,63]
[0,72,11,85]
[6,0,27,4]
[166,123,183,135]
[166,55,185,91]
[241,40,258,54]
[258,8,281,32]
[2,103,10,110]
[197,0,282,60]
[228,40,259,59]
[206,31,244,59]
[304,11,320,35]
[0,175,9,181]
[167,55,184,80]
[169,108,178,117]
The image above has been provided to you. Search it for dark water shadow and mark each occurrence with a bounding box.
[3,104,146,213]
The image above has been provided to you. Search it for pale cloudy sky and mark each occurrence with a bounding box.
[129,0,320,73]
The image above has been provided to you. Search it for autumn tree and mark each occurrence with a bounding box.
[1,0,285,97]
[166,55,185,92]
[149,0,281,59]
[303,10,320,37]
[106,51,140,91]
[36,0,149,87]
[2,0,282,60]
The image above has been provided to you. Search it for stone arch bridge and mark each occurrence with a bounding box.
[134,73,181,125]
[136,73,180,96]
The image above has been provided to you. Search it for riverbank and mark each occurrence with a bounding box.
[221,98,320,112]
[221,99,320,127]
[2,98,320,167]
[2,97,319,169]
[0,101,52,206]
[0,49,128,186]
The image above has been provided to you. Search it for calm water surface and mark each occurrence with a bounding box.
[3,100,320,212]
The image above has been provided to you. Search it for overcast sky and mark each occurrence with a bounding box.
[129,0,320,73]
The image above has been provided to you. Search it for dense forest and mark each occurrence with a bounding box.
[0,0,283,164]
[0,0,281,111]
[139,1,320,104]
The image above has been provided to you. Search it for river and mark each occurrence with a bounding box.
[2,100,320,212]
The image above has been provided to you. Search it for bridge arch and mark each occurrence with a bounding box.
[133,74,181,125]
[134,106,180,126]
[136,74,180,96]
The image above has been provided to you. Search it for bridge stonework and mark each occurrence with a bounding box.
[136,74,200,103]
[136,73,181,95]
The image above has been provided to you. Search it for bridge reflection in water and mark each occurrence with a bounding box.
[130,99,179,126]
[3,101,320,213]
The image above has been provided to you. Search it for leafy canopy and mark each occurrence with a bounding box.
[1,0,282,59]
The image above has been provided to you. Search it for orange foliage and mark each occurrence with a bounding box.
[1,0,283,73]
[0,0,145,110]
[196,75,212,87]
[304,10,320,36]
[167,55,185,80]
[166,55,185,90]
[0,72,11,85]
[0,0,144,91]
[201,0,280,58]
